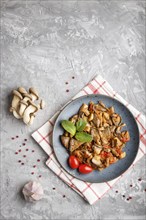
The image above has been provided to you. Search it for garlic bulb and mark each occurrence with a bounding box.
[22,181,44,202]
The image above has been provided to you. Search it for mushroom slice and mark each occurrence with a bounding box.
[103,112,110,120]
[116,123,126,133]
[120,131,130,142]
[91,128,101,145]
[93,104,107,112]
[86,155,93,165]
[92,155,102,166]
[119,152,126,159]
[79,103,90,116]
[69,138,83,152]
[61,136,70,149]
[72,150,84,163]
[99,127,111,141]
[99,101,107,108]
[88,113,94,121]
[110,125,116,133]
[69,114,78,124]
[82,150,92,158]
[111,149,119,157]
[112,137,123,148]
[93,145,102,155]
[92,114,101,127]
[84,123,91,132]
[111,114,121,126]
[108,106,115,115]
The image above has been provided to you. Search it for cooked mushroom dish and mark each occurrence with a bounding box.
[61,101,130,171]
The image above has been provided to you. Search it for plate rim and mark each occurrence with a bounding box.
[52,94,140,183]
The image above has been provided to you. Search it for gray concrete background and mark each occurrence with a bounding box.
[1,0,146,220]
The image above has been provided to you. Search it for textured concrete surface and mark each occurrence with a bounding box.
[0,1,146,220]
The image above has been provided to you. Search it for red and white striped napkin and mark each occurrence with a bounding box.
[32,75,146,205]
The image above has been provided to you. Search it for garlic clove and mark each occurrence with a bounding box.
[22,181,44,202]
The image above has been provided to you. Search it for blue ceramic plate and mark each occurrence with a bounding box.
[52,94,139,183]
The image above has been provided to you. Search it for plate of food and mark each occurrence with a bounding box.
[52,94,139,183]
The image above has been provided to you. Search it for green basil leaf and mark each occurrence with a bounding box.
[61,120,76,136]
[76,119,87,132]
[75,132,93,143]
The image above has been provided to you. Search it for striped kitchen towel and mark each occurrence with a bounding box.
[32,75,146,205]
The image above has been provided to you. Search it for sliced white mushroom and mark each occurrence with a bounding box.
[29,88,39,101]
[23,101,39,125]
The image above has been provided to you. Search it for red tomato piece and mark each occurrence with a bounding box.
[78,164,93,174]
[68,156,80,169]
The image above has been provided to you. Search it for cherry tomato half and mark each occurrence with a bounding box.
[78,164,93,174]
[68,155,80,169]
